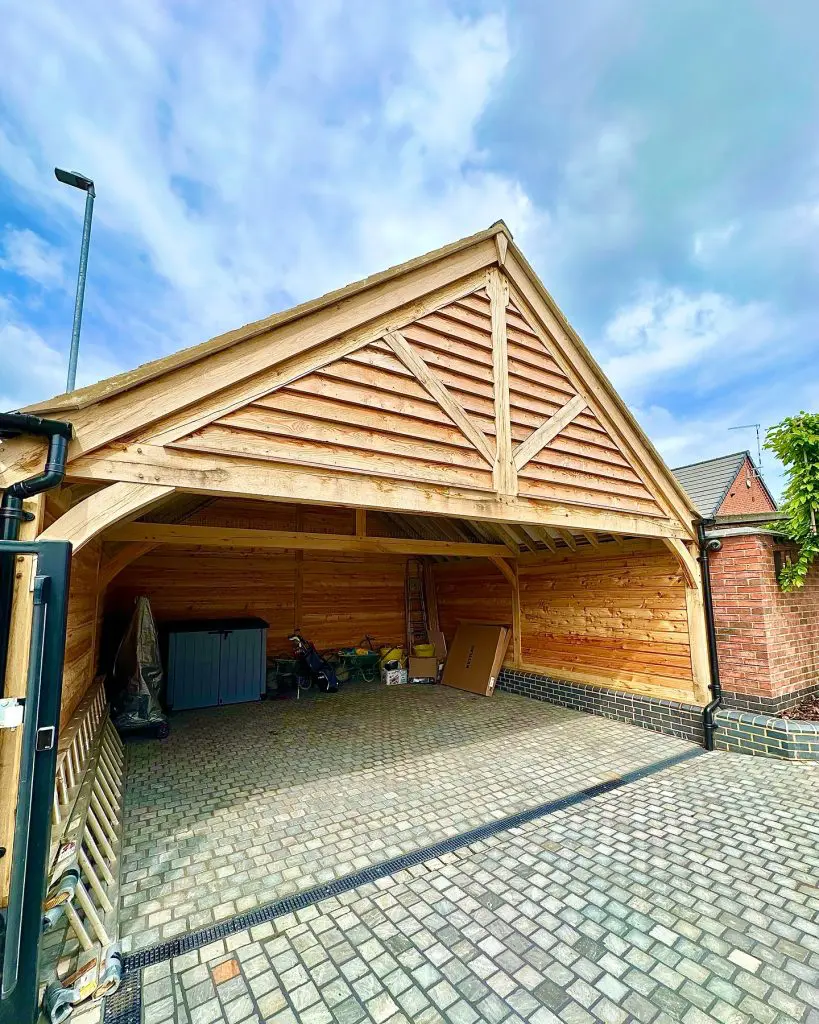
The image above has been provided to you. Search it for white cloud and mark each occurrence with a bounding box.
[0,0,549,379]
[599,285,777,397]
[0,298,122,409]
[0,227,65,287]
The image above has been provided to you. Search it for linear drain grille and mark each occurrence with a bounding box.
[102,967,140,1024]
[104,747,703,1022]
[122,747,702,974]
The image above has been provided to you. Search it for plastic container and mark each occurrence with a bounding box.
[412,643,435,658]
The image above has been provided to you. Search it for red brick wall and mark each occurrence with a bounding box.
[717,458,777,515]
[709,533,819,699]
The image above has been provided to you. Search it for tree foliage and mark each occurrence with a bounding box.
[764,412,819,590]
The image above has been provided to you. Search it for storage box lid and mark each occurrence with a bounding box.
[163,617,270,633]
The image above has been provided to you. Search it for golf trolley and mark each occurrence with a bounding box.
[287,632,339,693]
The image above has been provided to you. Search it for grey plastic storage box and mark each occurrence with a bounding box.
[165,618,268,711]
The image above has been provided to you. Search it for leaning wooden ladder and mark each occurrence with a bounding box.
[405,558,430,653]
[41,677,125,1015]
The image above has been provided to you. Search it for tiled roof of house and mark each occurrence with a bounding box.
[671,451,751,517]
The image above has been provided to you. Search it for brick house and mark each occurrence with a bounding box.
[672,453,817,754]
[672,450,777,518]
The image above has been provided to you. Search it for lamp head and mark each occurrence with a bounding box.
[54,168,95,193]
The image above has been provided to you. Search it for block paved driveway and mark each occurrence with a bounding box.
[122,686,819,1024]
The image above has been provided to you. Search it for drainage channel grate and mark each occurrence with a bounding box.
[104,746,703,1022]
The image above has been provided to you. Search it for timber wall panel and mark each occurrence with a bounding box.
[106,495,408,655]
[169,287,498,494]
[61,537,103,726]
[105,546,298,655]
[433,560,514,664]
[300,552,407,650]
[505,296,666,518]
[518,546,694,696]
[105,547,408,656]
[433,544,696,701]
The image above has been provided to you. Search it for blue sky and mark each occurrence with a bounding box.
[2,1,818,497]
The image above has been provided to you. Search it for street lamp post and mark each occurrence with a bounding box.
[54,168,95,393]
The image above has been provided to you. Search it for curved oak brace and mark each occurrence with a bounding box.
[662,537,699,590]
[38,482,174,553]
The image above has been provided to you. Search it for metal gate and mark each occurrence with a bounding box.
[0,539,71,1024]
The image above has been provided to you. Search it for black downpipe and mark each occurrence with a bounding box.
[698,519,723,750]
[0,413,73,688]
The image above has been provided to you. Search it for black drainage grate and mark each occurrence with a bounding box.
[102,967,140,1024]
[104,746,703,1021]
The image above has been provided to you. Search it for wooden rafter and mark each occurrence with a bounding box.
[105,521,511,558]
[383,330,494,466]
[512,394,588,471]
[555,528,578,551]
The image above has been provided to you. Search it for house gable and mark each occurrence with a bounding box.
[6,223,697,541]
[718,456,778,515]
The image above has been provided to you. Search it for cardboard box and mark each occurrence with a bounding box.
[382,667,408,686]
[408,656,438,681]
[440,622,510,696]
[429,629,448,660]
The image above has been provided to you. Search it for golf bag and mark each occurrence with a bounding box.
[287,632,339,693]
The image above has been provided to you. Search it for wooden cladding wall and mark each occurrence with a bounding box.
[505,298,664,518]
[433,542,696,702]
[106,547,298,654]
[433,560,514,666]
[171,288,498,493]
[103,500,416,656]
[518,545,694,700]
[62,537,103,726]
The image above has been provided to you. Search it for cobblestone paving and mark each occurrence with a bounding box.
[120,685,695,947]
[139,748,819,1024]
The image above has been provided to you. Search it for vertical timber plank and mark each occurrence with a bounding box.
[294,506,303,633]
[512,561,522,668]
[0,494,45,905]
[487,268,516,496]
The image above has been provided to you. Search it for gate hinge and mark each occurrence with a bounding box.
[0,697,24,729]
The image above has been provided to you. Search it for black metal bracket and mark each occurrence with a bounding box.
[0,507,33,525]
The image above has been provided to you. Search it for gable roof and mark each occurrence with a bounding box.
[9,221,698,533]
[672,451,775,517]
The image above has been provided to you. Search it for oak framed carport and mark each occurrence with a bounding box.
[0,222,710,924]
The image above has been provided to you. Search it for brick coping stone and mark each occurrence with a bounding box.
[715,707,819,760]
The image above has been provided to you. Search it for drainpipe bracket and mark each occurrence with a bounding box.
[0,506,33,524]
